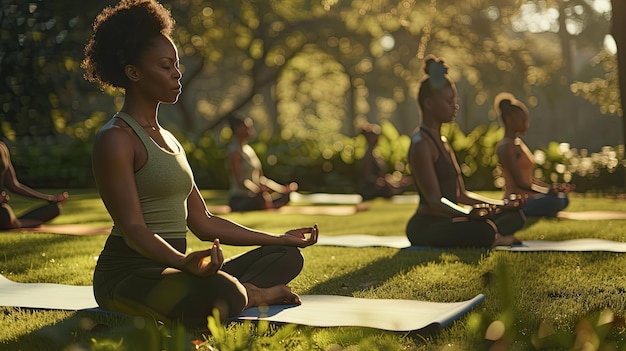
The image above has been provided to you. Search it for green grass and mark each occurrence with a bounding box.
[2,191,626,350]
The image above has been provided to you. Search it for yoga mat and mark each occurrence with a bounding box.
[290,192,363,205]
[556,211,626,220]
[0,274,483,332]
[317,234,411,249]
[494,238,626,252]
[390,194,419,204]
[235,294,485,332]
[0,275,97,310]
[275,204,369,216]
[7,224,112,236]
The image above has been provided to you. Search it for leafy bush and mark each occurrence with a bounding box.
[5,120,626,194]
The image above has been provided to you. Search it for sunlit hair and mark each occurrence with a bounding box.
[416,54,455,113]
[494,92,529,125]
[82,0,175,90]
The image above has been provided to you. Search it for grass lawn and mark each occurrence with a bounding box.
[2,190,626,350]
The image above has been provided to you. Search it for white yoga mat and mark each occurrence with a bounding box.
[494,238,626,252]
[0,275,97,310]
[556,211,626,220]
[0,274,483,331]
[317,234,411,249]
[290,192,363,205]
[235,294,484,332]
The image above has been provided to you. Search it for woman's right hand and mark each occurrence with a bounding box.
[180,239,224,277]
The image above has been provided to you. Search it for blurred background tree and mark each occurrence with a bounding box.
[0,0,620,191]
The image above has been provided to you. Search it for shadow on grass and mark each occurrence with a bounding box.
[306,247,487,296]
[1,309,201,351]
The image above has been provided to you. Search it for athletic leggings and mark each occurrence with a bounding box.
[405,210,525,248]
[0,202,60,230]
[93,235,304,325]
[523,193,569,218]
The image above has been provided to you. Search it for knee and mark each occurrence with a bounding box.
[284,246,304,272]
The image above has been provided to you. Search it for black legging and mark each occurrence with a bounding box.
[93,235,303,325]
[0,202,61,230]
[406,210,525,248]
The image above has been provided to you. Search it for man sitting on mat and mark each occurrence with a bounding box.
[0,141,69,229]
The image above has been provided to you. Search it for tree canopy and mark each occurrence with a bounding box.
[0,0,617,146]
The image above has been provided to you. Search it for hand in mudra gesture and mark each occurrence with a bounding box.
[181,239,224,277]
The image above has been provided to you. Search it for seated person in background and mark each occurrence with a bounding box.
[0,141,68,229]
[227,114,297,212]
[495,92,572,218]
[359,123,412,201]
[406,55,525,248]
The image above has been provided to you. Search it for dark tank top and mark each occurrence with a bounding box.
[412,127,459,214]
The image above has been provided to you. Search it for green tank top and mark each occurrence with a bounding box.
[108,112,194,240]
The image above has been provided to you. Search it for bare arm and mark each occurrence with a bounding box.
[187,185,317,247]
[0,142,67,202]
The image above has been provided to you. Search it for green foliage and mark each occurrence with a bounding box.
[204,310,314,351]
[571,50,623,117]
[0,0,116,138]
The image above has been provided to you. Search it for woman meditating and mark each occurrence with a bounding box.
[0,140,68,230]
[495,92,572,218]
[83,0,318,326]
[405,55,525,248]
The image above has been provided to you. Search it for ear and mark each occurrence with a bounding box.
[125,64,140,82]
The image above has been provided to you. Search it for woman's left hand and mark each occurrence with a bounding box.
[282,224,319,247]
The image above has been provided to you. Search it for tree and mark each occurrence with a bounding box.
[0,0,116,139]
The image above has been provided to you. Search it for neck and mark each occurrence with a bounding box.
[121,95,160,130]
[421,120,441,134]
[504,129,518,139]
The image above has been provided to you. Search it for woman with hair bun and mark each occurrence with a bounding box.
[405,55,525,248]
[495,92,572,217]
[83,0,318,326]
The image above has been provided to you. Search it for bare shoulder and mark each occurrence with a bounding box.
[409,131,435,162]
[92,119,137,162]
[94,119,133,148]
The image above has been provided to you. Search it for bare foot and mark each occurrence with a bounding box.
[493,233,522,247]
[243,283,301,308]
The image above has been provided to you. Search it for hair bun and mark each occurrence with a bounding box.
[494,92,520,116]
[423,55,448,89]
